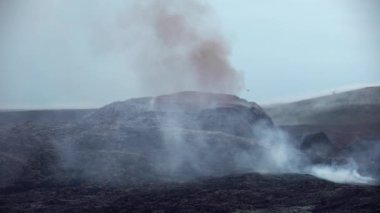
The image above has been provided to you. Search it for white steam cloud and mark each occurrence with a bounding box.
[310,164,376,185]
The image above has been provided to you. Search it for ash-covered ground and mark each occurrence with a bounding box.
[1,88,380,212]
[1,173,379,213]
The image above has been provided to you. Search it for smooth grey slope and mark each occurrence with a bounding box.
[264,86,380,125]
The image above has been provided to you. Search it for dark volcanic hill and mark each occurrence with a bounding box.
[86,91,273,137]
[1,91,379,212]
[0,92,275,188]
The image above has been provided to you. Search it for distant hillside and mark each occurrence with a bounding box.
[0,109,95,125]
[264,86,380,126]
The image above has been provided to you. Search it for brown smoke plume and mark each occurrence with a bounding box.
[122,0,243,95]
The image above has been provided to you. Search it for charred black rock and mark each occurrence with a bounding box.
[300,132,338,164]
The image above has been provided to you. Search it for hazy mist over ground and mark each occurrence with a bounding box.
[0,0,379,109]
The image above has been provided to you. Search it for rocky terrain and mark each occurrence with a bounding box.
[1,89,380,212]
[1,173,379,213]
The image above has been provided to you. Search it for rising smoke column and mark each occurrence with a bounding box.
[123,0,243,95]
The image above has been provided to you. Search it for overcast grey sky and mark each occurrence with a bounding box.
[0,0,379,109]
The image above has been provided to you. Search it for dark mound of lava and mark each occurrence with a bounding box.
[0,92,275,188]
[86,91,273,137]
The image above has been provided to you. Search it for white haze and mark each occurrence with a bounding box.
[250,125,376,185]
[148,108,376,184]
[249,124,376,185]
[310,165,376,185]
